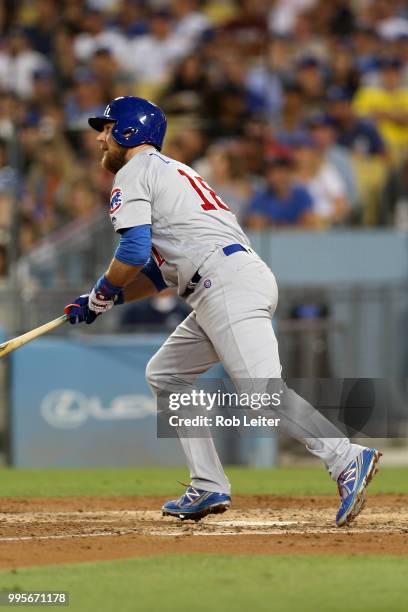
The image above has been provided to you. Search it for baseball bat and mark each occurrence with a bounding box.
[0,314,68,358]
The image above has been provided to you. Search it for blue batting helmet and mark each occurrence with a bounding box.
[88,96,167,150]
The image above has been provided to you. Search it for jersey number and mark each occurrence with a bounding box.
[178,169,230,212]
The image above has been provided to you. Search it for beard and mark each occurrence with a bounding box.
[101,146,127,174]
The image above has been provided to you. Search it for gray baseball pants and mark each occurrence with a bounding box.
[146,248,364,494]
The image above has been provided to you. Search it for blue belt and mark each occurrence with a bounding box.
[183,244,249,297]
[223,243,248,256]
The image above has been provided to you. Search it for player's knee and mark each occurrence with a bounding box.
[145,355,161,392]
[145,354,174,393]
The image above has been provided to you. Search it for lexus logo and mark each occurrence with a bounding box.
[41,390,156,429]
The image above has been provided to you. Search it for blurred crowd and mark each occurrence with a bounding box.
[0,0,407,279]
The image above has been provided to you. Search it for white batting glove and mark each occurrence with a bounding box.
[88,287,116,314]
[88,276,124,315]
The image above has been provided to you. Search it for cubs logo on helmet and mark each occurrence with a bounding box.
[110,188,123,214]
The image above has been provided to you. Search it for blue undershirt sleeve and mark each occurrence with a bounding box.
[115,224,151,266]
[140,257,167,292]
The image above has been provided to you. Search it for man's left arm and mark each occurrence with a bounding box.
[65,224,155,324]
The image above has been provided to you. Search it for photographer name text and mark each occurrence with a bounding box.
[168,415,280,428]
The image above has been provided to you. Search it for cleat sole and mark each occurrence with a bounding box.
[162,501,230,522]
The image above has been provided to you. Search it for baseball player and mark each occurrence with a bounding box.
[65,96,381,526]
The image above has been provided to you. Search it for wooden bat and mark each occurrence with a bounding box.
[0,314,68,358]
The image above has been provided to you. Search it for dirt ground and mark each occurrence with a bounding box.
[0,495,407,568]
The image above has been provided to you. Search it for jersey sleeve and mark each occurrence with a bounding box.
[109,165,152,232]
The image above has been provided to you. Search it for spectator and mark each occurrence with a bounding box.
[89,47,131,101]
[60,0,84,35]
[0,92,19,140]
[246,155,318,229]
[221,0,268,56]
[275,83,307,145]
[0,139,16,236]
[296,56,327,115]
[128,10,187,85]
[0,28,50,99]
[353,57,408,164]
[18,121,41,173]
[25,138,75,234]
[24,0,60,56]
[269,0,318,36]
[294,135,351,225]
[160,54,208,115]
[64,71,105,131]
[0,139,17,194]
[329,42,360,96]
[171,0,211,54]
[110,0,149,38]
[375,1,408,42]
[307,113,359,210]
[205,83,250,140]
[380,156,408,227]
[291,11,329,63]
[245,37,291,120]
[328,86,385,155]
[328,85,388,224]
[29,69,58,118]
[395,34,408,85]
[73,8,129,69]
[18,214,40,256]
[239,118,273,179]
[323,0,356,37]
[52,26,77,91]
[351,26,381,83]
[64,179,103,224]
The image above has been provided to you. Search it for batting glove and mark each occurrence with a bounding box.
[88,275,124,314]
[65,276,124,325]
[64,295,97,325]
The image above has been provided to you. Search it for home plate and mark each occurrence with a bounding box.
[210,520,298,527]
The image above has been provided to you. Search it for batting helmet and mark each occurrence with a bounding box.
[88,96,167,150]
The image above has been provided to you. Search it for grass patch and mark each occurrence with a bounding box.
[0,466,406,498]
[0,554,406,612]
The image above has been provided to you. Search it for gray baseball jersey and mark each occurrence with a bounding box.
[109,147,249,294]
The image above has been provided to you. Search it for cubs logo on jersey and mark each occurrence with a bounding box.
[110,188,123,214]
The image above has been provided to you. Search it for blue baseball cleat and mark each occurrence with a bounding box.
[162,484,231,521]
[336,447,382,527]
